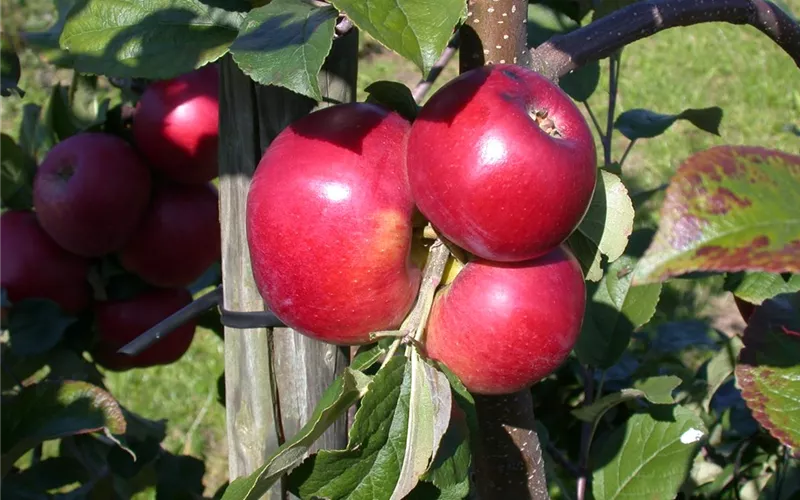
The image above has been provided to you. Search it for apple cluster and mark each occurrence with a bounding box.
[247,64,597,395]
[1,65,222,371]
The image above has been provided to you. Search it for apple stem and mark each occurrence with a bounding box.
[412,33,460,103]
[372,240,449,366]
[401,239,450,340]
[371,330,407,339]
[602,51,622,168]
[529,0,800,82]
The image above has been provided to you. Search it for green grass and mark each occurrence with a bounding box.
[2,0,799,496]
[593,19,800,191]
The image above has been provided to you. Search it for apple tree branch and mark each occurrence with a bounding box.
[529,0,800,81]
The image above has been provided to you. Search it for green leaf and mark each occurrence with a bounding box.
[392,351,452,499]
[352,341,390,371]
[328,0,466,77]
[567,170,634,281]
[21,0,78,68]
[632,376,682,404]
[288,356,410,499]
[575,249,662,368]
[365,81,419,121]
[17,103,46,161]
[614,107,722,141]
[526,3,599,101]
[230,0,337,101]
[0,133,36,211]
[8,299,77,356]
[725,271,800,305]
[633,146,800,284]
[419,364,475,495]
[43,73,110,143]
[702,336,743,413]
[735,292,800,455]
[2,456,90,495]
[572,375,681,423]
[156,452,207,499]
[59,0,243,79]
[221,367,371,500]
[1,380,127,476]
[67,72,109,130]
[592,405,707,500]
[1,33,24,97]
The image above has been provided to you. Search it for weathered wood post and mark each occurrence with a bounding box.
[218,30,358,497]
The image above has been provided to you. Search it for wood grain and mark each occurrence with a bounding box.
[219,30,359,498]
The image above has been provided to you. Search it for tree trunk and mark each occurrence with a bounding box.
[459,1,550,498]
[219,30,358,498]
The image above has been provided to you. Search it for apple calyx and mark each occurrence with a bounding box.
[531,109,562,138]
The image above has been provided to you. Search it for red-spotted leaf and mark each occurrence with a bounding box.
[1,380,127,476]
[735,291,800,457]
[633,146,800,285]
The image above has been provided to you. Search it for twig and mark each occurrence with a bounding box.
[373,240,449,337]
[530,0,800,82]
[412,33,460,103]
[603,51,621,167]
[774,446,790,499]
[583,101,605,138]
[733,438,752,500]
[619,139,637,168]
[116,286,223,355]
[546,442,581,478]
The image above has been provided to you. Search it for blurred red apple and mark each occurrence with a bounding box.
[424,245,585,395]
[246,103,421,345]
[92,287,196,370]
[407,64,597,262]
[119,182,220,288]
[33,132,152,257]
[1,210,91,314]
[133,65,219,184]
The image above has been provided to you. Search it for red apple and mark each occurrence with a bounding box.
[133,65,219,184]
[407,63,597,262]
[0,210,91,314]
[92,287,196,371]
[119,182,221,288]
[33,132,152,257]
[246,103,421,345]
[424,245,585,395]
